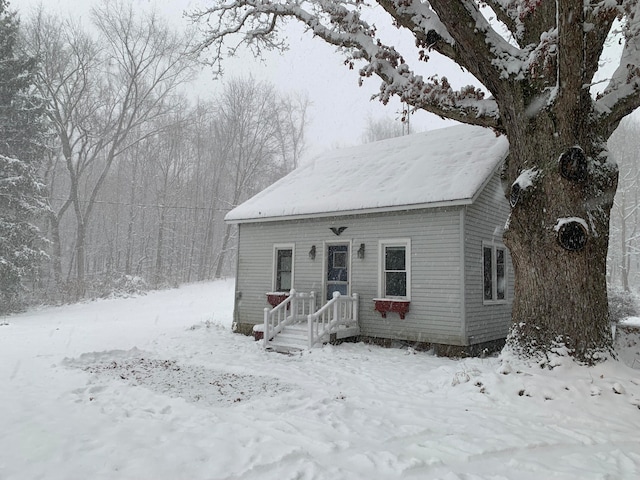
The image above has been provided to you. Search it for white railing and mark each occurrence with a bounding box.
[263,290,316,348]
[307,292,359,349]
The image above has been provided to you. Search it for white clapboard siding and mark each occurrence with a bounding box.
[463,171,514,344]
[235,207,467,345]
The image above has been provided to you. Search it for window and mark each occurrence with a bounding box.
[483,243,507,303]
[274,245,294,292]
[379,239,411,299]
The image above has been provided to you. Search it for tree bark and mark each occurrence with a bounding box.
[502,111,617,363]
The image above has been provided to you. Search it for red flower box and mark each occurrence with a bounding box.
[266,292,290,308]
[373,299,410,319]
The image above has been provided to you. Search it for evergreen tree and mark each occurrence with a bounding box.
[0,0,48,313]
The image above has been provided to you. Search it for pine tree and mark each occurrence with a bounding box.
[0,0,48,314]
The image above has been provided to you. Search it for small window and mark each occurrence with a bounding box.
[333,251,347,269]
[274,246,293,292]
[379,239,411,299]
[483,243,507,303]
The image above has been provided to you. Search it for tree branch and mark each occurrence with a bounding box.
[427,0,521,95]
[192,0,503,129]
[595,3,640,136]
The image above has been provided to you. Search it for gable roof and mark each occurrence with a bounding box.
[226,124,509,223]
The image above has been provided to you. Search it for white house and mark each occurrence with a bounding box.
[225,124,513,355]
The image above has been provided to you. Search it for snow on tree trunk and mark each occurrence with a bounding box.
[501,111,617,362]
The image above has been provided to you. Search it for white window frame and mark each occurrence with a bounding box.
[272,243,295,293]
[378,238,411,300]
[482,241,508,305]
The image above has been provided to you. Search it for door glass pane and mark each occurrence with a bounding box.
[278,272,291,291]
[278,252,292,272]
[333,251,347,268]
[483,247,493,300]
[327,283,348,300]
[327,245,348,281]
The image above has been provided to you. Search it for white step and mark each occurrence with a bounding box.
[266,322,359,353]
[266,324,309,352]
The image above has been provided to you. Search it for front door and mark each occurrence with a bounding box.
[326,244,349,301]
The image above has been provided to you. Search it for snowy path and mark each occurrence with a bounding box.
[1,280,639,479]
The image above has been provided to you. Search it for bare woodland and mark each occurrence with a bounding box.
[20,4,307,303]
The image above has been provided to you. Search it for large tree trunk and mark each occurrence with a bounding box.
[502,111,618,363]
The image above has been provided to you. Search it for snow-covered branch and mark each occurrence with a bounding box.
[595,2,640,135]
[191,0,503,128]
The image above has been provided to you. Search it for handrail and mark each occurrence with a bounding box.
[307,292,359,349]
[263,290,316,349]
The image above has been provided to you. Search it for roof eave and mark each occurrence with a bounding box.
[225,197,474,224]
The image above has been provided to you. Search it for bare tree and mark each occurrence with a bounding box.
[26,13,101,290]
[609,117,640,291]
[212,77,308,278]
[362,115,405,144]
[274,91,309,172]
[191,0,640,362]
[27,3,195,297]
[148,106,192,288]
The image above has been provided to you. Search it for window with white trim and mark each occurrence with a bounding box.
[274,245,294,292]
[483,243,507,303]
[379,239,411,299]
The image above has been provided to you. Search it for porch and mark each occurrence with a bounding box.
[256,290,360,353]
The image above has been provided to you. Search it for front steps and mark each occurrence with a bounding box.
[265,323,360,353]
[267,323,313,353]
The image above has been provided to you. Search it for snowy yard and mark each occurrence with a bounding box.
[1,280,640,480]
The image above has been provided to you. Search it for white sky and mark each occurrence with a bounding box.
[16,0,464,161]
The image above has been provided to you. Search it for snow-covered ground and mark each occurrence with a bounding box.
[1,280,640,480]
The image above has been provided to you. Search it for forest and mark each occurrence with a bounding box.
[2,0,640,316]
[1,2,308,311]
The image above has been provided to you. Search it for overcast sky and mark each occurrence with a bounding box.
[16,0,473,160]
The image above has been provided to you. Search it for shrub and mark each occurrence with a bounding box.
[608,286,640,323]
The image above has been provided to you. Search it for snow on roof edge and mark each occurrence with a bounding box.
[225,197,476,224]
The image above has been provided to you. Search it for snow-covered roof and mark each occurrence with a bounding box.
[226,124,509,223]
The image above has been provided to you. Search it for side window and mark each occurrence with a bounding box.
[483,243,507,303]
[483,246,493,301]
[496,248,506,300]
[379,239,411,299]
[274,245,293,292]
